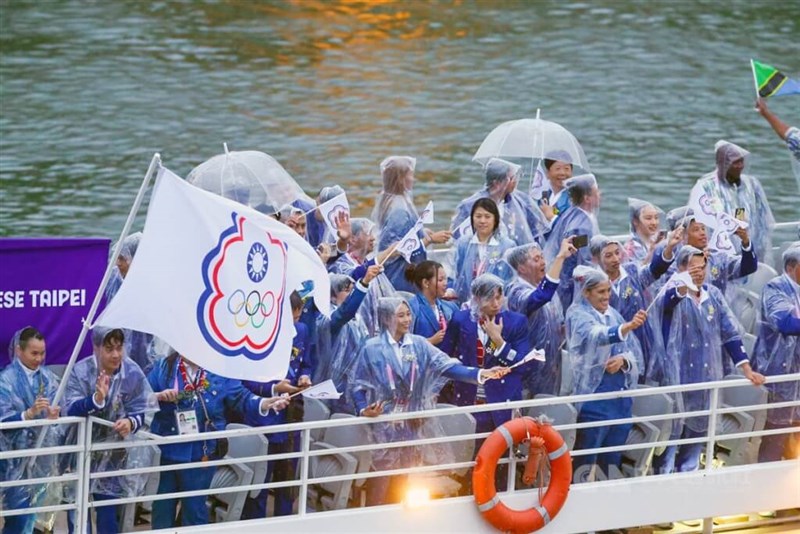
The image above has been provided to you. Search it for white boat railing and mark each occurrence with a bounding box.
[2,374,799,533]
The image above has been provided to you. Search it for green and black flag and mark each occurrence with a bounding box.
[751,59,800,98]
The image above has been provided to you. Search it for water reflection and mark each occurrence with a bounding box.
[0,0,798,237]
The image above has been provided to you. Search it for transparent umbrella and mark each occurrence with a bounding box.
[186,144,314,214]
[472,110,591,178]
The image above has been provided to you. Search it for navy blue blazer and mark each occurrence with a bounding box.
[439,309,532,427]
[408,292,458,344]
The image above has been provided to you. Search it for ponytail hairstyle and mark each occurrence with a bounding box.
[404,260,444,291]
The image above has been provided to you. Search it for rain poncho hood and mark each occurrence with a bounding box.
[0,329,64,518]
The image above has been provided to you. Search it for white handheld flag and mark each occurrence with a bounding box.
[529,160,550,200]
[396,222,425,262]
[420,201,434,225]
[708,228,736,254]
[509,348,546,369]
[317,193,350,238]
[298,379,341,400]
[715,211,748,233]
[687,182,724,231]
[451,216,473,241]
[665,270,699,293]
[95,167,331,382]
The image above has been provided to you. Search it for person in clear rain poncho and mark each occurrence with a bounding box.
[351,297,508,506]
[623,198,666,264]
[439,274,531,433]
[64,326,159,534]
[0,327,63,534]
[105,232,155,373]
[328,217,396,278]
[565,266,646,482]
[314,268,381,414]
[504,237,576,396]
[372,156,450,293]
[450,197,516,304]
[450,158,547,246]
[543,173,600,310]
[658,206,757,306]
[589,232,680,383]
[693,140,775,265]
[754,242,800,462]
[535,150,575,224]
[405,261,459,348]
[648,246,765,474]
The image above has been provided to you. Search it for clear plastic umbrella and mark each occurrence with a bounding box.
[186,144,314,214]
[472,110,591,178]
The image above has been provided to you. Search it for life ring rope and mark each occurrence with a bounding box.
[473,416,572,533]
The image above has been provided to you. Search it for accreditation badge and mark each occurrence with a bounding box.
[176,409,199,435]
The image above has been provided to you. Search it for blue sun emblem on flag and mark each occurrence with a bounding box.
[247,242,268,282]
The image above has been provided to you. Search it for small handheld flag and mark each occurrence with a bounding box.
[295,379,341,400]
[751,60,800,98]
[420,201,434,225]
[316,193,350,237]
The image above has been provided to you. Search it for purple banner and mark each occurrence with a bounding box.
[0,238,111,368]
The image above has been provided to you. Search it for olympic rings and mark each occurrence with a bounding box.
[226,288,278,329]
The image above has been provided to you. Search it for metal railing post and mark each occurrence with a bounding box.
[298,428,311,516]
[78,417,93,532]
[702,386,721,534]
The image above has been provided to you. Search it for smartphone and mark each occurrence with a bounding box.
[657,230,667,242]
[735,208,746,221]
[540,190,552,203]
[573,234,589,249]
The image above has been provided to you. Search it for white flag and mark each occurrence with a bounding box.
[509,348,546,369]
[300,379,341,400]
[420,201,434,225]
[95,167,331,382]
[715,211,748,234]
[664,270,699,293]
[687,182,724,231]
[709,228,736,254]
[529,160,550,200]
[396,222,425,262]
[451,216,473,241]
[316,193,350,238]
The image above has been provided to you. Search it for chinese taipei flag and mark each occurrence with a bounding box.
[95,166,330,382]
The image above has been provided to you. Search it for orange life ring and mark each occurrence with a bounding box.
[473,417,572,533]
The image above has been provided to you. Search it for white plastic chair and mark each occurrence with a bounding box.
[524,395,578,450]
[559,349,574,396]
[621,387,674,477]
[322,413,373,504]
[303,396,332,442]
[716,375,769,466]
[307,441,357,511]
[208,423,268,522]
[743,262,778,296]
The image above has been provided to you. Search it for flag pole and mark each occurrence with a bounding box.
[26,152,162,474]
[51,152,162,409]
[750,59,761,106]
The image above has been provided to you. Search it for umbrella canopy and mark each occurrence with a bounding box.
[472,113,591,175]
[186,146,314,214]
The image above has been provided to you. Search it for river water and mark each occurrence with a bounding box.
[1,0,798,239]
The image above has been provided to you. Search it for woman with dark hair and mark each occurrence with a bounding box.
[371,156,450,292]
[450,197,515,303]
[405,260,458,347]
